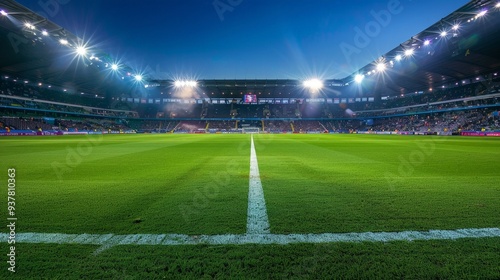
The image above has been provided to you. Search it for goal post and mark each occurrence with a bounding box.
[242,127,260,134]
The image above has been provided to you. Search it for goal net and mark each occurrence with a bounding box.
[242,127,260,134]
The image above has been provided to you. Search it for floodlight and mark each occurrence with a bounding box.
[59,39,68,45]
[24,22,35,30]
[76,46,87,56]
[174,80,197,87]
[424,40,430,46]
[134,75,143,82]
[440,31,447,37]
[111,64,119,70]
[354,74,364,84]
[395,55,402,61]
[376,63,386,72]
[303,79,323,90]
[496,3,500,8]
[1,10,7,16]
[41,30,48,36]
[452,24,459,31]
[404,49,414,56]
[477,10,487,17]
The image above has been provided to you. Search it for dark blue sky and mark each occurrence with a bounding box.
[17,0,470,79]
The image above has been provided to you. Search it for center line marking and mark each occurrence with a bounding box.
[247,134,271,234]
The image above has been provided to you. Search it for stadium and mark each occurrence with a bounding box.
[0,0,499,278]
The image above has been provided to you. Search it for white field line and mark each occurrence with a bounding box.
[1,228,499,248]
[246,134,271,234]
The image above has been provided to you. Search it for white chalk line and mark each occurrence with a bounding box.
[2,228,499,250]
[9,139,498,253]
[246,134,270,234]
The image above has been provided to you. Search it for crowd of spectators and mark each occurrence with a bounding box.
[1,73,499,134]
[0,117,53,131]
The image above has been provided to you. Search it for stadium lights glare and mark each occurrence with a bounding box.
[111,64,119,70]
[452,24,460,31]
[303,79,323,90]
[395,55,402,61]
[354,74,365,84]
[1,10,7,16]
[404,49,414,57]
[134,75,143,82]
[424,40,431,46]
[440,31,448,37]
[24,22,35,30]
[41,30,48,36]
[76,46,87,56]
[496,3,500,8]
[477,10,487,17]
[174,80,197,87]
[59,39,68,45]
[376,62,386,72]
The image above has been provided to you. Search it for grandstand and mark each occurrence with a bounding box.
[0,0,499,278]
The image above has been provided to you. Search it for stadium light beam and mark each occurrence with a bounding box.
[134,75,143,82]
[59,39,68,45]
[440,31,448,37]
[477,10,487,17]
[395,55,402,61]
[111,64,119,71]
[354,74,365,84]
[496,3,500,8]
[424,40,431,46]
[41,30,48,36]
[404,49,414,57]
[303,79,323,91]
[376,63,386,72]
[76,46,87,56]
[174,80,198,88]
[24,22,35,30]
[1,10,7,16]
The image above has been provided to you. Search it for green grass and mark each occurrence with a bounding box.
[0,134,250,234]
[254,134,500,233]
[0,133,499,278]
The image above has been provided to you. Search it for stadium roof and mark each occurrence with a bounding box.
[1,0,500,98]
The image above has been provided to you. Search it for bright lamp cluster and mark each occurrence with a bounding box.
[352,4,500,84]
[303,79,323,90]
[1,2,499,91]
[174,80,198,88]
[0,7,149,84]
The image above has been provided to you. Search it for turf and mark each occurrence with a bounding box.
[254,134,500,233]
[0,134,250,234]
[0,133,499,278]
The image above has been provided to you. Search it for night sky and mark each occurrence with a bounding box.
[16,0,470,80]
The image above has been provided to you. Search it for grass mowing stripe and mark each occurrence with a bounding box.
[1,228,499,246]
[246,134,270,234]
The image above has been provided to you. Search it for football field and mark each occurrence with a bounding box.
[0,133,499,278]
